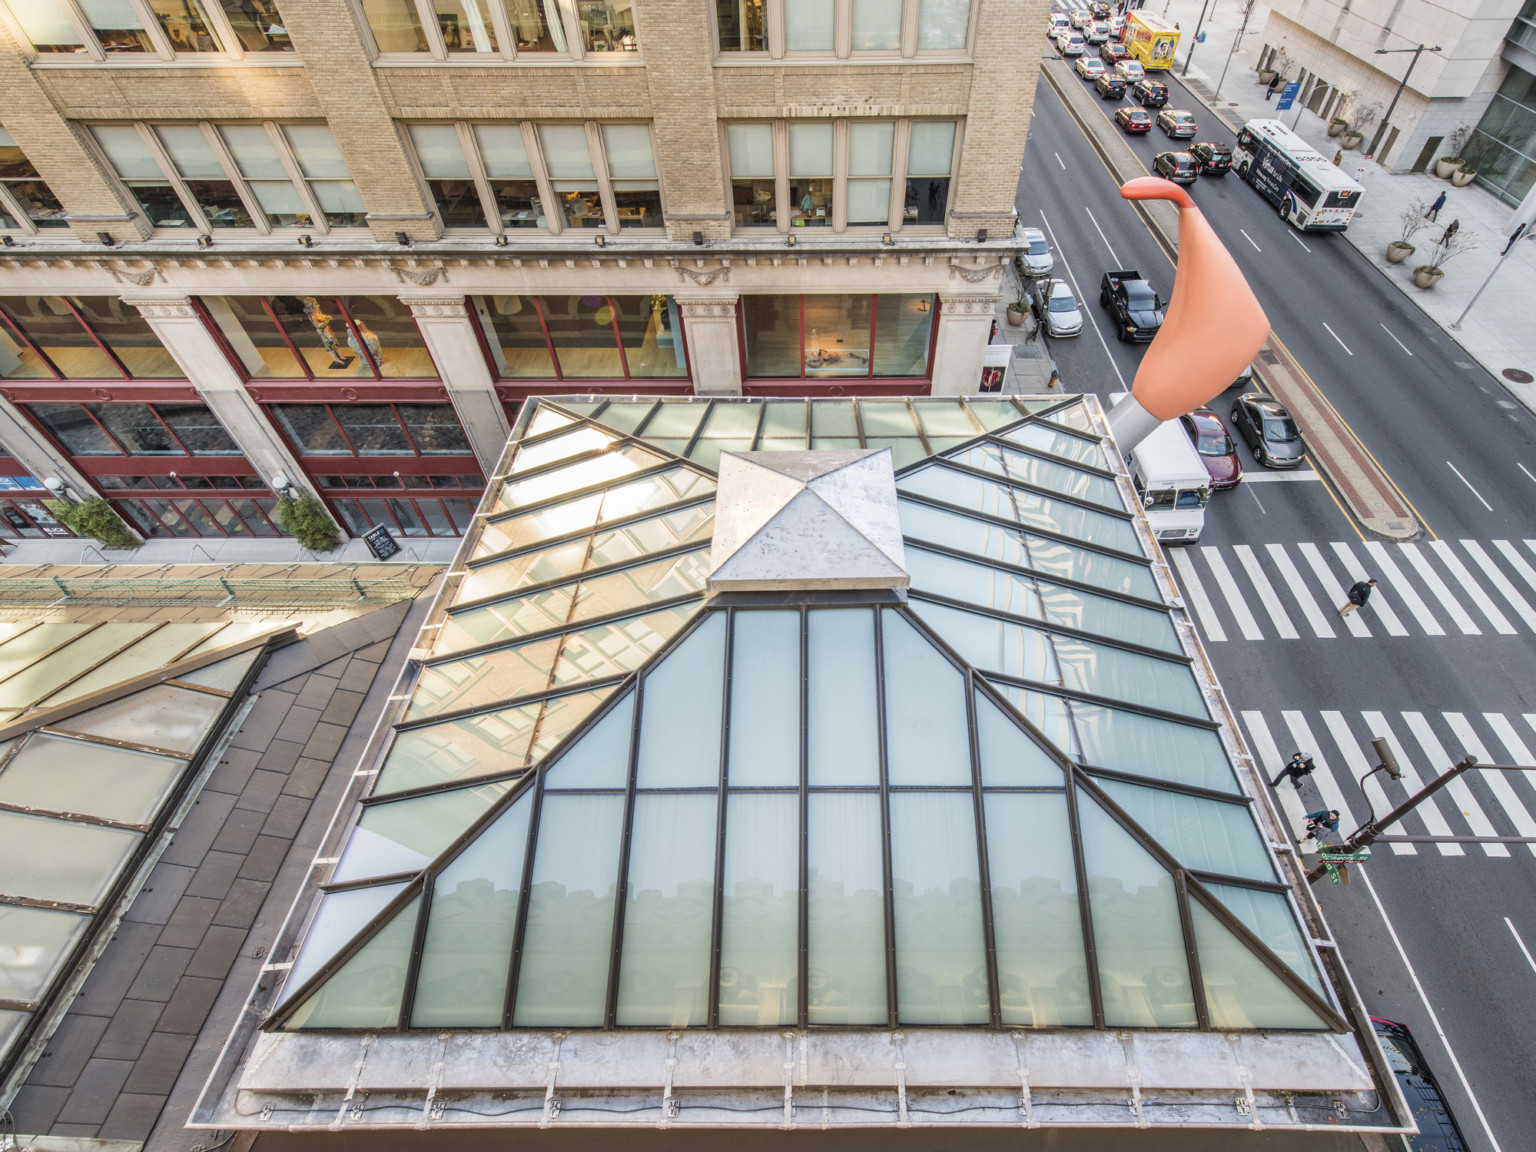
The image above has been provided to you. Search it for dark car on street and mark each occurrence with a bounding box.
[1190,140,1232,175]
[1132,78,1169,107]
[1153,151,1199,184]
[1099,41,1128,66]
[1095,72,1127,99]
[1372,1018,1471,1151]
[1180,408,1242,490]
[1230,392,1304,468]
[1115,105,1153,134]
[1157,108,1199,138]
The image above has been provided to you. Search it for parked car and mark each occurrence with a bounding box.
[1372,1018,1471,1152]
[1115,105,1153,133]
[1086,20,1109,42]
[1030,277,1084,338]
[1189,140,1233,175]
[1069,8,1092,28]
[1047,12,1070,35]
[1074,56,1106,79]
[1115,59,1145,82]
[1019,227,1055,277]
[1095,72,1127,99]
[1179,408,1242,490]
[1054,29,1085,54]
[1230,393,1305,468]
[1099,40,1129,66]
[1158,108,1199,138]
[1132,77,1168,106]
[1230,362,1257,391]
[1153,151,1199,185]
[1108,13,1125,37]
[1089,1,1110,18]
[1100,269,1164,342]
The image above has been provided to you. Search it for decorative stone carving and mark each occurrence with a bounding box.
[947,260,1010,283]
[105,265,160,286]
[389,264,446,286]
[124,296,196,319]
[938,295,1003,314]
[678,298,737,319]
[669,259,731,286]
[403,297,469,319]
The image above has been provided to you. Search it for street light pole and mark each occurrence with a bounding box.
[1214,0,1256,100]
[1370,43,1440,160]
[1180,0,1214,77]
[1449,228,1534,331]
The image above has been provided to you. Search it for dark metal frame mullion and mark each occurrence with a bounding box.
[796,605,809,1028]
[706,609,734,1028]
[683,399,714,459]
[360,766,529,806]
[1063,765,1105,1027]
[70,403,131,457]
[1187,869,1287,894]
[975,669,1221,731]
[851,397,867,448]
[1082,765,1253,805]
[530,297,563,381]
[1176,870,1211,1029]
[606,297,631,380]
[0,305,64,380]
[630,400,663,438]
[58,296,131,379]
[903,398,933,457]
[322,403,360,457]
[872,607,899,1027]
[935,457,1135,521]
[391,672,631,732]
[603,654,649,1029]
[981,432,1119,480]
[388,404,424,458]
[477,465,711,536]
[450,538,710,616]
[502,752,548,1027]
[749,400,769,451]
[395,875,434,1030]
[894,491,1153,568]
[902,535,1170,613]
[965,668,1002,1026]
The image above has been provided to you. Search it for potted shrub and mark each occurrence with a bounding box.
[1413,226,1477,290]
[1007,298,1028,326]
[44,497,139,548]
[1387,199,1434,264]
[276,492,342,552]
[1342,103,1375,150]
[1413,265,1445,289]
[1437,125,1471,178]
[1452,165,1478,187]
[1341,129,1364,150]
[1328,117,1349,137]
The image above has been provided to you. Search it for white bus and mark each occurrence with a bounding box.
[1111,395,1209,544]
[1232,118,1364,232]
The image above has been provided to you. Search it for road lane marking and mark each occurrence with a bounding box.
[1445,460,1492,511]
[1297,542,1371,636]
[1398,543,1480,634]
[1362,541,1445,635]
[1461,541,1536,633]
[1322,712,1414,855]
[1321,322,1353,355]
[1200,547,1264,639]
[1483,713,1536,807]
[1264,542,1335,638]
[1379,324,1413,355]
[1507,918,1536,979]
[1444,713,1536,857]
[1493,539,1536,600]
[1403,712,1507,857]
[1519,462,1536,485]
[1170,547,1225,641]
[1037,210,1128,391]
[1282,711,1361,833]
[1240,470,1322,482]
[1287,231,1311,252]
[1239,228,1261,251]
[1429,540,1515,634]
[1055,151,1066,169]
[1357,865,1506,1152]
[1240,712,1310,829]
[1362,713,1457,855]
[1083,205,1122,267]
[1233,544,1298,638]
[1247,486,1267,513]
[1330,541,1408,635]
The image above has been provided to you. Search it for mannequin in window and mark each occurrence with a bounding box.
[347,319,383,369]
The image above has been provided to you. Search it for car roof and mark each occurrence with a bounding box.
[1186,408,1222,426]
[1021,227,1046,242]
[1047,280,1075,298]
[1240,393,1288,415]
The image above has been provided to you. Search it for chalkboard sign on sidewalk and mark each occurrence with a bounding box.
[362,523,401,560]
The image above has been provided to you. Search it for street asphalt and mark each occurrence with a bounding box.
[1020,60,1536,1152]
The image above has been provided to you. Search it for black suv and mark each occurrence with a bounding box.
[1133,78,1169,107]
[1095,73,1126,99]
[1190,141,1233,175]
[1153,151,1199,185]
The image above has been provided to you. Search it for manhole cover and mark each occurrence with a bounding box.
[1505,368,1535,384]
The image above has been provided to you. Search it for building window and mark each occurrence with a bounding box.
[714,0,971,56]
[272,402,470,457]
[725,119,958,232]
[741,294,936,379]
[0,0,291,57]
[89,122,364,234]
[200,295,437,380]
[1464,65,1536,207]
[0,297,184,380]
[403,120,661,235]
[28,401,240,456]
[0,129,68,233]
[91,473,283,537]
[473,294,687,380]
[357,0,633,58]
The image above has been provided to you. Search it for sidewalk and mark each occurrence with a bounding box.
[1152,0,1536,412]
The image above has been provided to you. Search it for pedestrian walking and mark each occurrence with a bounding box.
[1332,149,1342,166]
[1304,809,1341,847]
[1271,751,1316,790]
[1426,191,1446,222]
[1441,218,1460,244]
[1338,577,1375,617]
[1266,73,1282,100]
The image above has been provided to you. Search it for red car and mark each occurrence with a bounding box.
[1180,407,1242,490]
[1115,106,1153,134]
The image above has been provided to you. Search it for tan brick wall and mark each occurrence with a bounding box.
[0,24,151,241]
[31,65,322,120]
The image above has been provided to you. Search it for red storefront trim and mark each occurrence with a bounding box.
[244,382,452,403]
[494,380,694,401]
[743,379,933,397]
[0,383,201,403]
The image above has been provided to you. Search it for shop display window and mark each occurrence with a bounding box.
[0,297,184,381]
[201,296,437,380]
[474,294,686,380]
[740,294,936,379]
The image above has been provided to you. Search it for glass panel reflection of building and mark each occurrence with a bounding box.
[1466,64,1536,206]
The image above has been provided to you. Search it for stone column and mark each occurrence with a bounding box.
[678,296,742,395]
[929,293,1000,396]
[402,296,511,476]
[123,297,340,530]
[0,396,100,502]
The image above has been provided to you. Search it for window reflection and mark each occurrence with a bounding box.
[202,295,435,380]
[576,0,636,51]
[0,296,183,380]
[740,294,936,379]
[507,0,562,49]
[216,0,292,49]
[715,0,764,50]
[475,294,686,380]
[145,0,222,50]
[360,0,428,50]
[28,402,238,456]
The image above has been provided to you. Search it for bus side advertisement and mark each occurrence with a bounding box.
[1245,146,1298,208]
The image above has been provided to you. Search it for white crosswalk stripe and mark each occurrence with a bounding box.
[1239,709,1536,860]
[1167,538,1536,642]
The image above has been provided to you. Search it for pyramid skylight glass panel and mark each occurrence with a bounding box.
[267,397,1341,1052]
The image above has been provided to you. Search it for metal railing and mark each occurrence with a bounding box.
[0,574,420,607]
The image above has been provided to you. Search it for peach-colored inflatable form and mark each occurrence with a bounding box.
[1105,176,1271,452]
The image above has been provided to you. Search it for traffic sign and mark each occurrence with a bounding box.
[1275,81,1301,110]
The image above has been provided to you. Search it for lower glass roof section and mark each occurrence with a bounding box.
[268,397,1340,1040]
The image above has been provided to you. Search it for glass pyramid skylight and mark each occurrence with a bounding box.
[271,397,1339,1038]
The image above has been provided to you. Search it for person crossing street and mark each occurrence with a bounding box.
[1338,578,1376,617]
[1271,751,1316,790]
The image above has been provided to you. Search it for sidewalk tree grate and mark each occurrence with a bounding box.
[1502,369,1533,384]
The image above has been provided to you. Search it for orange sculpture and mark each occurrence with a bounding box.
[1106,176,1271,451]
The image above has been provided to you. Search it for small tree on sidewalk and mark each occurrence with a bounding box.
[1387,197,1435,261]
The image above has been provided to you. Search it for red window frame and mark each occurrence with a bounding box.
[18,393,241,458]
[195,295,439,383]
[475,293,693,387]
[734,293,941,394]
[0,297,136,381]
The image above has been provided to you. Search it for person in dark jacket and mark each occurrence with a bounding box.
[1426,191,1447,221]
[1304,809,1341,846]
[1441,218,1460,243]
[1338,578,1376,617]
[1272,751,1316,789]
[1266,73,1282,100]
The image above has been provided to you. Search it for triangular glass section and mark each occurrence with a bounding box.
[524,404,577,437]
[1076,792,1197,1028]
[331,778,514,883]
[543,690,633,789]
[1205,881,1326,996]
[170,650,261,693]
[1093,777,1276,883]
[284,882,408,996]
[411,794,534,1027]
[880,610,971,786]
[1188,899,1330,1030]
[507,424,616,476]
[975,690,1062,786]
[281,895,420,1030]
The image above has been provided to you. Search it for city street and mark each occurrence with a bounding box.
[1020,59,1536,1152]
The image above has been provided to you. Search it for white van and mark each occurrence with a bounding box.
[1111,395,1209,544]
[1047,12,1070,35]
